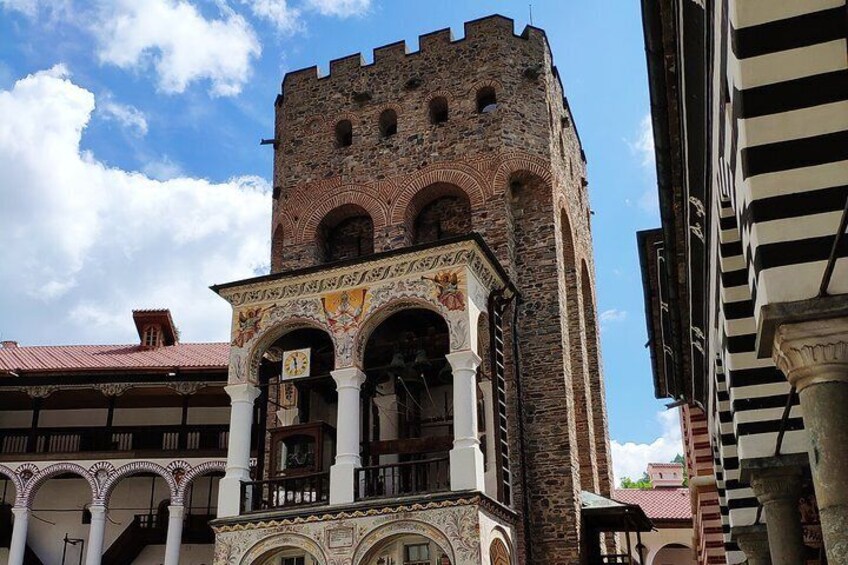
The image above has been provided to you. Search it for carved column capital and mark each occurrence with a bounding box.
[749,465,803,505]
[773,317,848,391]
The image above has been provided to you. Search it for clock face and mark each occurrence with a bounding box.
[282,348,310,379]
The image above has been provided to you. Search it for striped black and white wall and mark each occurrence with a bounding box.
[704,0,847,561]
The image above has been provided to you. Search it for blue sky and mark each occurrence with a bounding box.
[0,0,681,481]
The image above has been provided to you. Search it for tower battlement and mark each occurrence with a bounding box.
[281,15,547,90]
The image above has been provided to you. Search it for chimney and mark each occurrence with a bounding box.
[0,341,18,349]
[132,309,179,348]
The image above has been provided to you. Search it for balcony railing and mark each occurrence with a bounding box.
[241,472,330,513]
[0,425,229,456]
[355,457,450,501]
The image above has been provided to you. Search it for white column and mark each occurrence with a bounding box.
[84,504,107,565]
[7,505,29,565]
[446,350,485,492]
[329,367,366,504]
[218,383,260,517]
[163,504,185,565]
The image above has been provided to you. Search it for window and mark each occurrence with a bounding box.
[429,97,448,124]
[142,325,161,348]
[379,109,398,138]
[282,558,305,565]
[405,543,431,565]
[476,86,497,113]
[335,119,352,147]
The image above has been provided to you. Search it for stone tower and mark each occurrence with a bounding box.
[213,14,612,565]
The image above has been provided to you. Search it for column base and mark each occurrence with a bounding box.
[450,445,485,492]
[820,504,848,565]
[218,472,249,517]
[330,463,358,505]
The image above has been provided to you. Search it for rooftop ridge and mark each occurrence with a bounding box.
[0,341,228,350]
[281,14,547,88]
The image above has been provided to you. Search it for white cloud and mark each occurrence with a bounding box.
[611,409,684,486]
[305,0,370,17]
[629,114,655,168]
[599,308,627,326]
[0,0,39,16]
[99,96,148,136]
[0,66,270,344]
[142,155,184,181]
[93,0,262,96]
[244,0,303,33]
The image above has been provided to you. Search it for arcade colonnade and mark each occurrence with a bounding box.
[2,458,225,565]
[219,350,483,516]
[213,238,506,518]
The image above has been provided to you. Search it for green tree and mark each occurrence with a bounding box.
[671,453,689,487]
[619,472,652,489]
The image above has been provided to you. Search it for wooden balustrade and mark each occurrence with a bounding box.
[241,472,330,512]
[0,424,230,456]
[355,457,450,500]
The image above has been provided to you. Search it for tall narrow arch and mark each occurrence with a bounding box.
[335,119,353,147]
[560,210,597,492]
[271,223,285,271]
[379,108,398,138]
[429,96,449,124]
[581,258,610,494]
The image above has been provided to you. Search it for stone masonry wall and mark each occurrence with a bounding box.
[265,14,612,563]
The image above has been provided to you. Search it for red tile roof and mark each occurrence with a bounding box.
[0,343,229,373]
[612,488,692,521]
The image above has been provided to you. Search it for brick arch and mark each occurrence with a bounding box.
[328,111,359,133]
[469,78,503,96]
[375,102,403,120]
[303,115,326,135]
[470,79,503,110]
[491,152,553,195]
[100,461,178,505]
[297,188,388,244]
[390,165,487,225]
[175,460,226,503]
[25,462,98,507]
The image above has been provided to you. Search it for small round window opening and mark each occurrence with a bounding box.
[379,109,398,138]
[429,97,449,124]
[335,119,353,148]
[476,87,497,113]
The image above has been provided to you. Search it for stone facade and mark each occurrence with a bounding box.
[213,494,513,565]
[220,14,612,564]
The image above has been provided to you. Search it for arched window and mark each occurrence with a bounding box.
[476,86,497,113]
[379,109,398,138]
[142,325,162,348]
[429,97,448,124]
[317,205,374,262]
[409,184,472,244]
[335,119,352,148]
